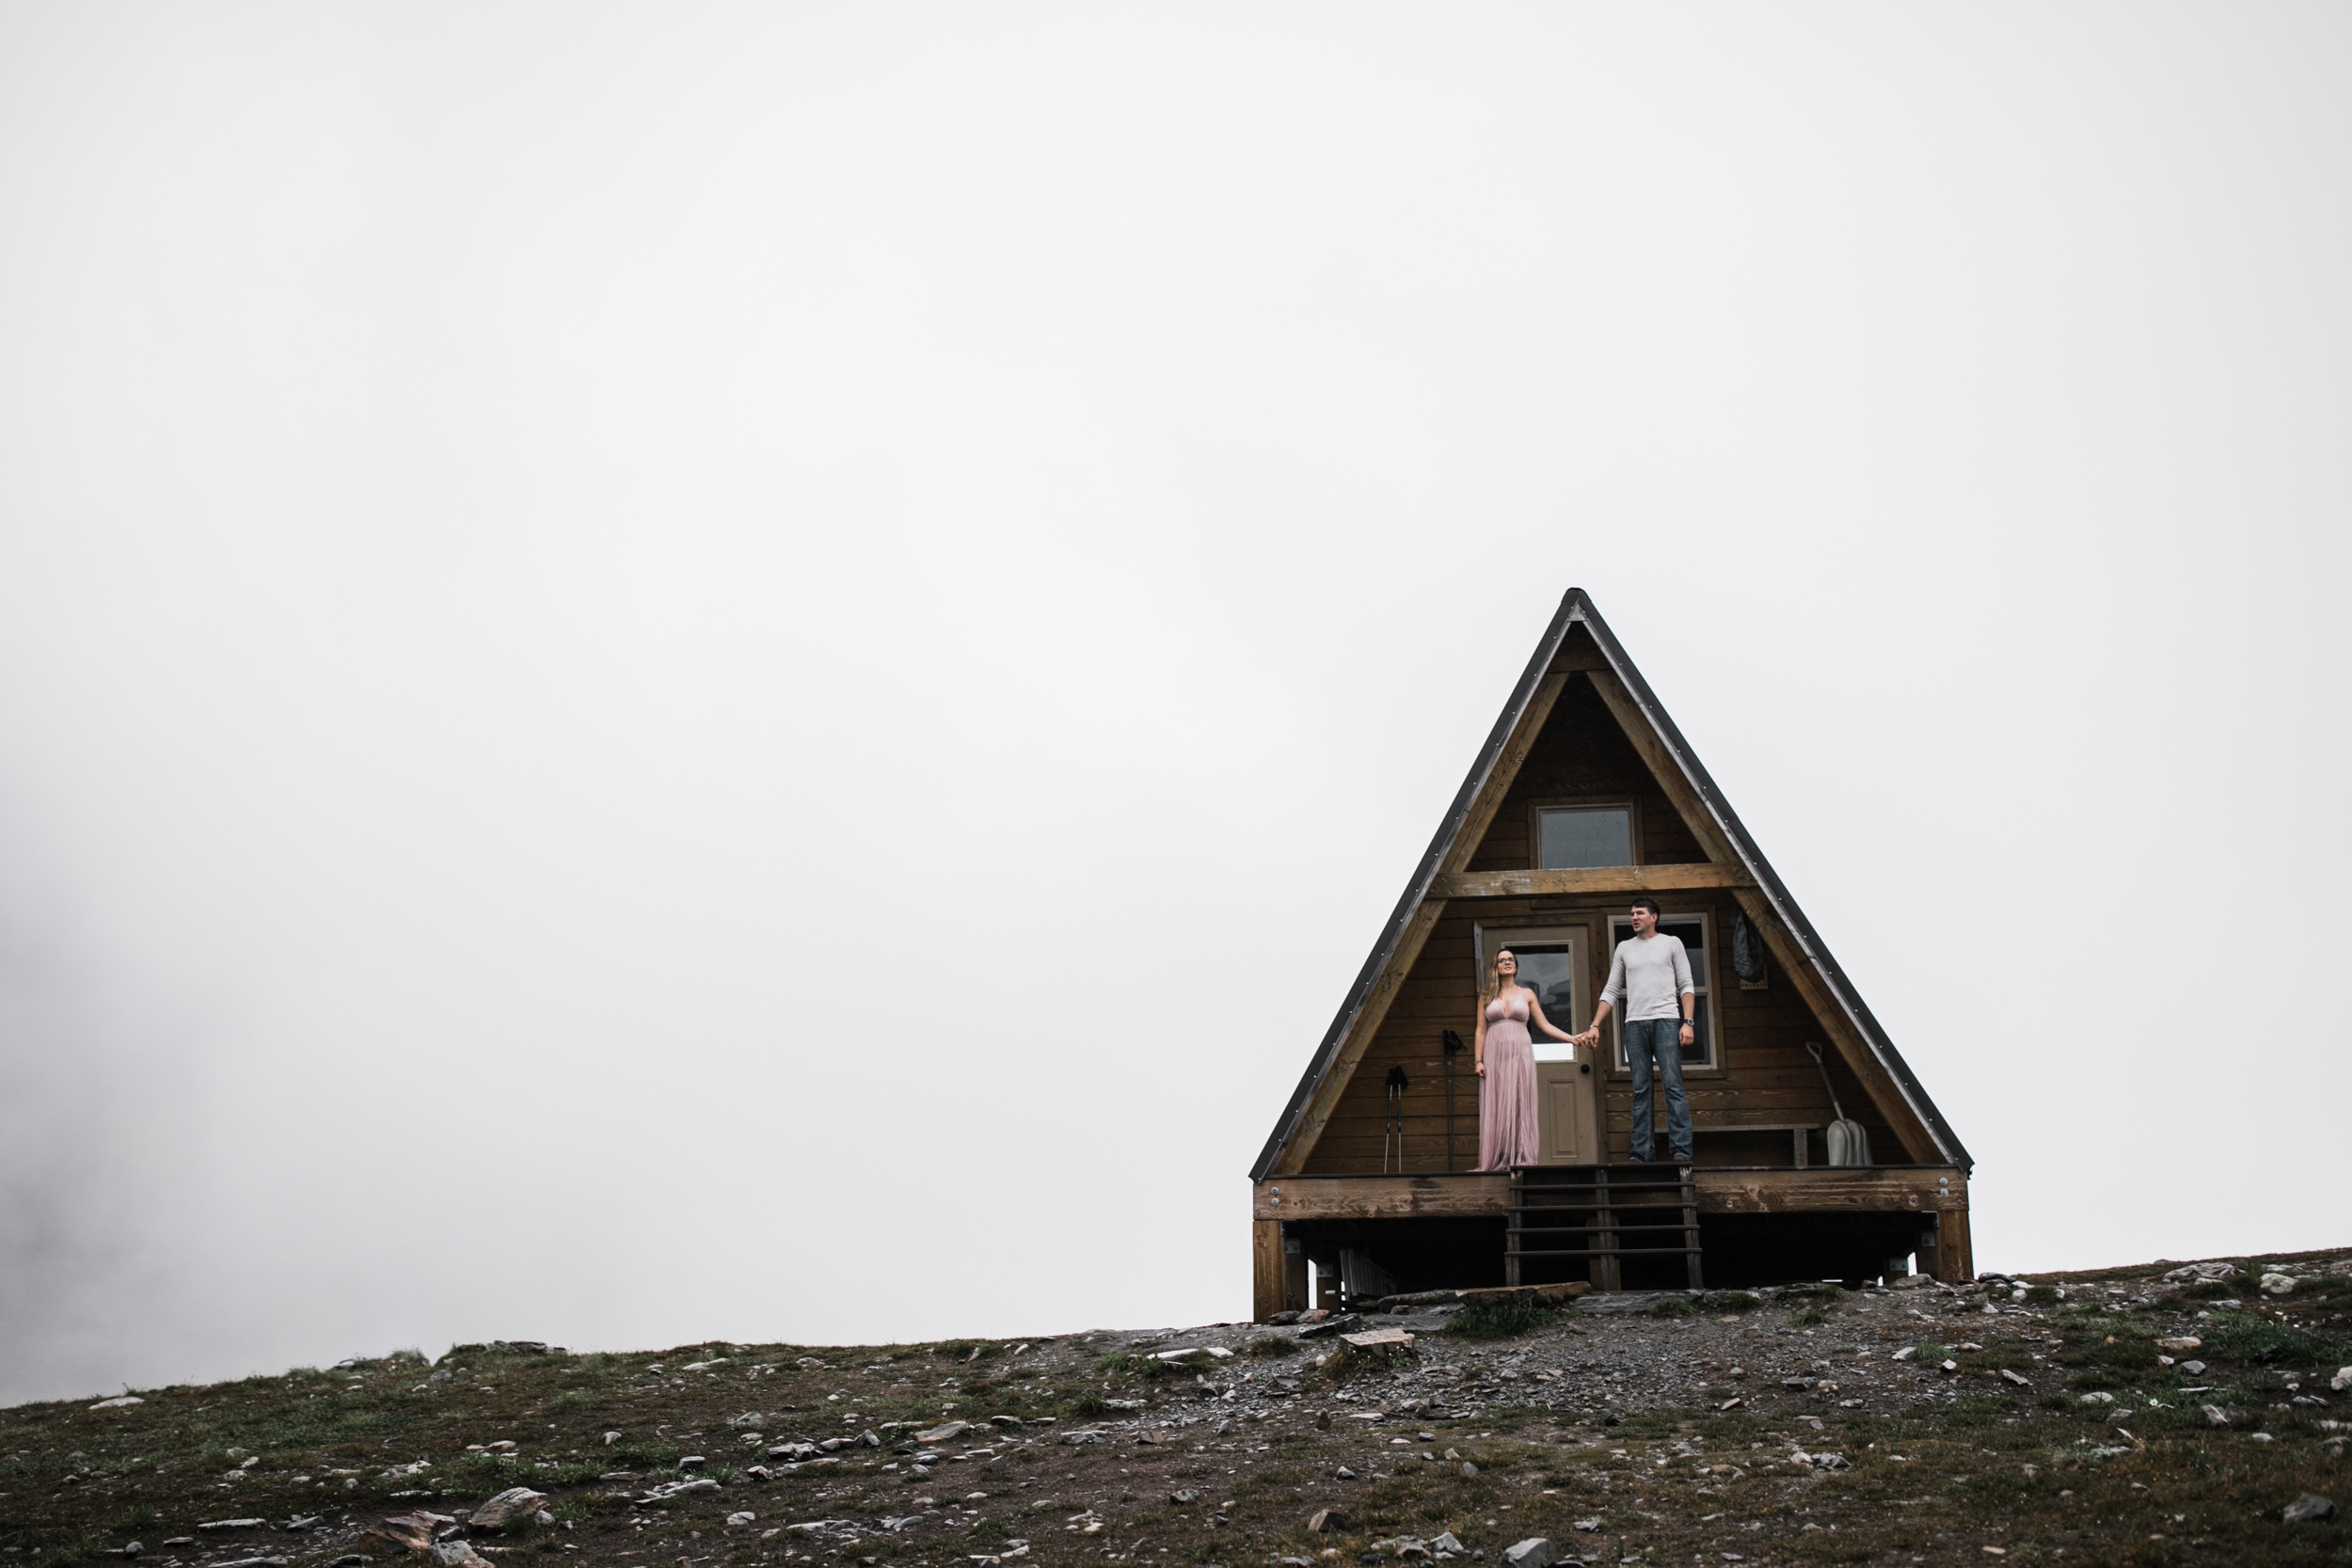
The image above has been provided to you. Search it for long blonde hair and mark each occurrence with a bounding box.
[1485,947,1518,1003]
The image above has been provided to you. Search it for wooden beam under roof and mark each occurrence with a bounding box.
[1430,863,1755,899]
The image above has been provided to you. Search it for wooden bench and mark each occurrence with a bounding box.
[1688,1123,1820,1167]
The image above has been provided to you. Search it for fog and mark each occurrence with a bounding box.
[2,5,2346,1406]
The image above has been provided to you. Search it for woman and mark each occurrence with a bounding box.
[1475,948,1580,1171]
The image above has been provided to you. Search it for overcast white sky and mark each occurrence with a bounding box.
[2,4,2347,1406]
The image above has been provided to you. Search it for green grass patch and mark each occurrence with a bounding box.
[1789,1307,1833,1327]
[2199,1314,2346,1366]
[1704,1291,1760,1313]
[1246,1336,1300,1358]
[1647,1297,1697,1319]
[1444,1298,1557,1339]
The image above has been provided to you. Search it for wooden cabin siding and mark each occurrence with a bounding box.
[1295,892,1897,1172]
[1296,657,1899,1174]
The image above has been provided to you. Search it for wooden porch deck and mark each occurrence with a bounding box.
[1252,1164,1972,1307]
[1257,1164,1966,1221]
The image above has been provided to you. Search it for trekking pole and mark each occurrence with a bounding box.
[1440,1031,1465,1172]
[1384,1065,1410,1173]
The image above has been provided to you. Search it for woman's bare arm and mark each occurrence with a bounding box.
[1526,993,1577,1043]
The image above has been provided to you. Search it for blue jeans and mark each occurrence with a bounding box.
[1624,1017,1693,1163]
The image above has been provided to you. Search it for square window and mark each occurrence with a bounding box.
[1538,806,1633,869]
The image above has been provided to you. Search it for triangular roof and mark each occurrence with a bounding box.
[1250,587,1968,1179]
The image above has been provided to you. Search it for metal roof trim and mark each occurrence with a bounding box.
[1247,591,1586,1181]
[1569,591,1970,1169]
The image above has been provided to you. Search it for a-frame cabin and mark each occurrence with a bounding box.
[1249,589,1973,1320]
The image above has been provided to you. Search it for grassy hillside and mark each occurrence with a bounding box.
[4,1248,2346,1568]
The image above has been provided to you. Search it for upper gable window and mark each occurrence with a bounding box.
[1538,805,1634,869]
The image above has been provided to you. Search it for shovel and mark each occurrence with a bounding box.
[1804,1040,1871,1167]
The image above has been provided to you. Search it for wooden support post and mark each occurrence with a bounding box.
[1931,1208,1974,1284]
[1283,1234,1309,1314]
[1251,1218,1286,1323]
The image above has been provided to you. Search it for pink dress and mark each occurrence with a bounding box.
[1477,992,1540,1171]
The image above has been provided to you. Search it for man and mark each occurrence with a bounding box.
[1576,896,1696,1164]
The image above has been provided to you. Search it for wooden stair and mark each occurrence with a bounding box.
[1505,1163,1704,1292]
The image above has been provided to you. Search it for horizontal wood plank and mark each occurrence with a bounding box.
[1431,863,1755,899]
[1256,1174,1513,1219]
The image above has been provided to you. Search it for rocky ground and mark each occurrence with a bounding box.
[4,1249,2348,1568]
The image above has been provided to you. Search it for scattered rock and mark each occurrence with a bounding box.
[367,1513,448,1551]
[1432,1532,1463,1553]
[2162,1262,2238,1282]
[726,1513,756,1527]
[430,1544,493,1568]
[87,1397,143,1411]
[2282,1494,2336,1525]
[914,1421,970,1444]
[2180,1360,2207,1375]
[1502,1538,1556,1568]
[2078,1393,2115,1405]
[1336,1466,1357,1481]
[2202,1405,2232,1428]
[1173,1489,1203,1505]
[678,1455,707,1470]
[1460,1463,1478,1478]
[1572,1519,1601,1533]
[2332,1368,2352,1393]
[468,1488,550,1528]
[1891,1347,1916,1362]
[2155,1337,2202,1352]
[197,1520,266,1532]
[2261,1274,2297,1296]
[2000,1370,2031,1386]
[1307,1508,1345,1532]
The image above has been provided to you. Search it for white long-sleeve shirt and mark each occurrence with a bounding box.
[1600,933,1695,1022]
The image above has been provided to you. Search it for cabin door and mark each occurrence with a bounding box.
[1476,925,1603,1165]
